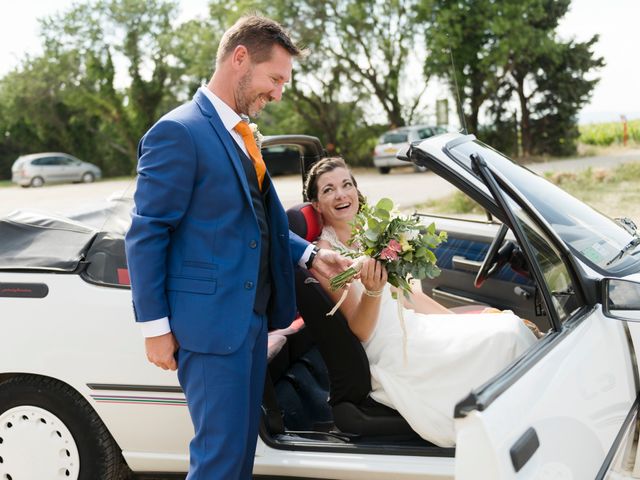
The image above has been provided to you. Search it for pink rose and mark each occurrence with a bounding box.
[380,247,398,261]
[388,239,402,252]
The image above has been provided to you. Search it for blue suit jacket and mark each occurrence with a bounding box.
[125,90,308,354]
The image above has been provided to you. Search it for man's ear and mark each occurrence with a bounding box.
[231,45,249,70]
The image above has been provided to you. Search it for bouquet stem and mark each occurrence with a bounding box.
[329,256,366,291]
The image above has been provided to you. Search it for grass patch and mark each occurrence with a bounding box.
[542,163,640,220]
[0,180,13,188]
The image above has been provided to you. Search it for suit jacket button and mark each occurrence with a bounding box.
[245,281,254,289]
[249,240,257,249]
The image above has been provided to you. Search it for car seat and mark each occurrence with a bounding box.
[287,203,420,438]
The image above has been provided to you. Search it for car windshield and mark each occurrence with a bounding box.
[381,132,408,144]
[446,138,639,275]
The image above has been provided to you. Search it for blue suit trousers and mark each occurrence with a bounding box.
[177,312,267,479]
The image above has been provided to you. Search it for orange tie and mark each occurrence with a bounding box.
[234,121,266,190]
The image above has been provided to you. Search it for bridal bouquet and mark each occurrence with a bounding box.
[329,198,447,298]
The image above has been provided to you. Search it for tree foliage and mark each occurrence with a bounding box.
[0,0,605,180]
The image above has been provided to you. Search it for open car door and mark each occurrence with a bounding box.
[411,134,638,478]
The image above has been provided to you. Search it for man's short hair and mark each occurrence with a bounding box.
[216,15,305,67]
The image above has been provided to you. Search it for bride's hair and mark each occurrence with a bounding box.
[304,157,366,209]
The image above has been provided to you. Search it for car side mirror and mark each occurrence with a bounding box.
[603,278,640,321]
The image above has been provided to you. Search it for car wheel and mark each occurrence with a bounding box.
[81,172,95,183]
[0,375,130,480]
[378,167,391,174]
[30,176,44,188]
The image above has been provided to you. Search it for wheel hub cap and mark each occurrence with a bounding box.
[0,405,80,479]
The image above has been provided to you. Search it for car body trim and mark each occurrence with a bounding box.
[0,282,49,298]
[86,383,183,393]
[444,133,477,150]
[259,424,456,458]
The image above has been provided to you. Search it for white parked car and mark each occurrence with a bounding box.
[373,124,447,174]
[0,133,639,479]
[11,152,102,187]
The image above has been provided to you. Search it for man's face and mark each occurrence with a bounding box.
[235,45,293,117]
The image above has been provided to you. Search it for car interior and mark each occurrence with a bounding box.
[260,202,453,456]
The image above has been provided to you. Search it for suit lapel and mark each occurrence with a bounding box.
[193,90,253,208]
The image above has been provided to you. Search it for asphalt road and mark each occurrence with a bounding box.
[0,167,457,218]
[1,149,639,219]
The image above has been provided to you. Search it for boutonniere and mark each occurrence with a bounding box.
[249,122,264,149]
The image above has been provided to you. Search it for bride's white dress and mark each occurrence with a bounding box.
[320,226,537,447]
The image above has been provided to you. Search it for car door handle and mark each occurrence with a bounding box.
[452,255,483,273]
[510,427,539,473]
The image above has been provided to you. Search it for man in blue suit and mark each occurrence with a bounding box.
[125,15,349,479]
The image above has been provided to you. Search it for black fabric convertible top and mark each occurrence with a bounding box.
[0,210,98,271]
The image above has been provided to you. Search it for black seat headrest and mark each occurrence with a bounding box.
[286,202,322,242]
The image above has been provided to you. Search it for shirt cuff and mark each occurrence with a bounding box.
[139,317,171,338]
[299,243,316,269]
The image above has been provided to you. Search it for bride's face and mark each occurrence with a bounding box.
[313,167,359,226]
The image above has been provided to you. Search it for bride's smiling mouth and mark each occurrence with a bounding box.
[335,202,351,211]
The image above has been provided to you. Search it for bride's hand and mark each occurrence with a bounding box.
[359,258,387,293]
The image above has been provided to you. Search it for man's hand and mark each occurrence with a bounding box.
[145,332,179,371]
[311,248,352,279]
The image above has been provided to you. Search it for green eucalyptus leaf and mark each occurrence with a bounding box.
[376,198,394,212]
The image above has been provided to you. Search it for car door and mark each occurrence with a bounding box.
[415,142,637,478]
[57,157,79,181]
[457,192,636,479]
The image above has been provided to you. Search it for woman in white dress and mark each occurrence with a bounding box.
[304,157,538,447]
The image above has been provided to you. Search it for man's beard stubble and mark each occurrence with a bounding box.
[235,69,266,118]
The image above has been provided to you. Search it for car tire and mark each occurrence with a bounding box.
[378,167,391,174]
[30,176,44,188]
[0,375,130,480]
[81,172,95,183]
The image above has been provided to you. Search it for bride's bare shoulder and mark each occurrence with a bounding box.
[316,238,332,250]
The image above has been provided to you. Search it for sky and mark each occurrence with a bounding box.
[0,0,638,125]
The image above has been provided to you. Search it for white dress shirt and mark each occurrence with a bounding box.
[139,86,314,338]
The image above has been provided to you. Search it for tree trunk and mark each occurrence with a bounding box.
[516,75,531,158]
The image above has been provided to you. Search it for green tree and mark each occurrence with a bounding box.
[494,0,604,156]
[420,0,506,134]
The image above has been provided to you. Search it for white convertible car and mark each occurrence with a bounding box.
[1,133,639,480]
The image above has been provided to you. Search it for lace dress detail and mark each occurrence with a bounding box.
[318,225,351,252]
[317,226,537,447]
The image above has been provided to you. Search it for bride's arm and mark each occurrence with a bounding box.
[389,282,452,314]
[312,240,386,342]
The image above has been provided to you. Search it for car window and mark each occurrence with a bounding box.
[504,193,582,324]
[417,128,433,139]
[381,132,408,144]
[31,158,47,166]
[42,157,62,166]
